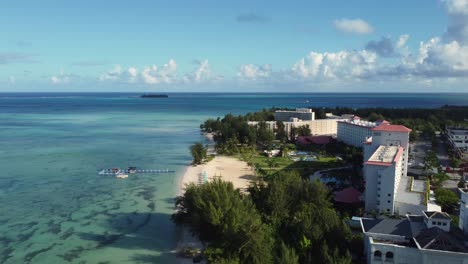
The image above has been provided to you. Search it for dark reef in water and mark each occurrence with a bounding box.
[140,94,168,98]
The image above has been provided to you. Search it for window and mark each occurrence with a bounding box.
[387,209,390,212]
[388,194,391,197]
[374,251,382,258]
[443,223,447,226]
[387,200,391,203]
[377,194,380,197]
[386,252,394,259]
[432,221,436,225]
[438,222,441,225]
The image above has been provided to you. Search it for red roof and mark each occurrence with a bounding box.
[372,124,412,133]
[334,187,362,203]
[393,146,404,163]
[296,136,332,145]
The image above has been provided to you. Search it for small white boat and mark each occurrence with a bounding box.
[116,173,128,179]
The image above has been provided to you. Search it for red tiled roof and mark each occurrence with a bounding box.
[394,146,404,163]
[364,161,393,167]
[296,136,332,145]
[372,124,412,133]
[334,187,362,203]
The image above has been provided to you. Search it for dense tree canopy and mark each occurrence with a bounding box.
[434,188,459,213]
[190,142,207,165]
[173,172,355,263]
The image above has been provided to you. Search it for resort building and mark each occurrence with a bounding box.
[309,118,348,136]
[460,188,468,236]
[363,145,404,214]
[248,110,350,138]
[274,108,315,122]
[361,212,468,264]
[337,117,381,148]
[446,127,468,160]
[363,123,441,215]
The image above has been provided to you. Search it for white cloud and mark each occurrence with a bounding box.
[444,0,468,15]
[238,64,271,80]
[98,59,220,85]
[334,18,374,35]
[128,67,138,83]
[141,59,177,84]
[396,34,410,48]
[444,0,468,43]
[51,69,71,84]
[184,60,216,83]
[291,50,377,80]
[99,65,122,81]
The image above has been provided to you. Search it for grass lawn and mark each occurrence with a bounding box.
[248,154,342,176]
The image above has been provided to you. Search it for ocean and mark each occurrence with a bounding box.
[1,92,467,263]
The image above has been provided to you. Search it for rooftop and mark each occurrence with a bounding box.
[362,218,412,237]
[362,216,468,254]
[338,119,377,128]
[372,124,412,133]
[334,187,362,203]
[297,135,333,145]
[415,227,468,253]
[423,211,451,220]
[275,108,313,113]
[365,146,403,166]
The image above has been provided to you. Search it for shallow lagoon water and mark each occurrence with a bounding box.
[0,93,467,263]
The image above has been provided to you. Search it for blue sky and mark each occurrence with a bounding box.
[1,0,467,92]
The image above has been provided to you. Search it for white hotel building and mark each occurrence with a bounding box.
[337,118,380,148]
[363,123,441,215]
[460,188,468,236]
[446,127,468,160]
[274,108,315,122]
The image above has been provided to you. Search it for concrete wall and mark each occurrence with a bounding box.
[365,236,421,264]
[364,164,398,214]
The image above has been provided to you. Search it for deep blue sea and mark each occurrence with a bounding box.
[0,92,467,263]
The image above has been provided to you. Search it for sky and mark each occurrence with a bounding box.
[1,0,468,92]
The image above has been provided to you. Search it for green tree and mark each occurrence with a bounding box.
[257,121,275,145]
[367,112,384,122]
[457,179,466,189]
[172,179,274,264]
[275,121,288,142]
[435,188,459,213]
[295,125,311,137]
[190,142,207,165]
[450,157,462,168]
[276,241,299,264]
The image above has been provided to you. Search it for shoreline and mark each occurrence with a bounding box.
[174,133,255,263]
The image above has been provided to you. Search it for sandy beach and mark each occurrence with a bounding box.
[179,156,255,195]
[175,138,255,263]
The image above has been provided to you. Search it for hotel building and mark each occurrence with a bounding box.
[446,127,468,160]
[460,188,468,236]
[248,109,350,138]
[337,117,381,148]
[274,108,315,122]
[363,123,441,215]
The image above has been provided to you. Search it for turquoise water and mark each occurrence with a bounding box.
[0,93,467,263]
